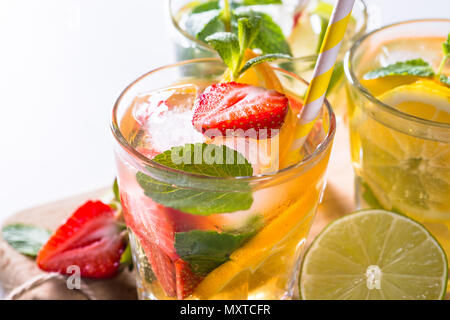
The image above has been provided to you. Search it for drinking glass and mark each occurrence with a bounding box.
[111,58,336,300]
[344,20,450,283]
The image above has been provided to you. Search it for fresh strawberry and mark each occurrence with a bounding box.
[175,259,203,300]
[36,200,125,279]
[121,192,177,261]
[146,238,177,297]
[121,192,177,297]
[120,191,217,298]
[192,82,289,138]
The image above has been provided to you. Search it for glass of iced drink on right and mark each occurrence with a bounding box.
[111,58,336,300]
[344,20,450,284]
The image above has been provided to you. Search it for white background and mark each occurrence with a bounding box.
[0,0,449,223]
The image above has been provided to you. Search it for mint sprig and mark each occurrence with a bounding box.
[184,0,291,60]
[185,10,225,43]
[174,230,255,276]
[136,143,254,215]
[206,16,290,80]
[2,224,51,257]
[240,53,290,74]
[363,33,450,87]
[363,59,435,80]
[206,32,241,72]
[234,9,292,56]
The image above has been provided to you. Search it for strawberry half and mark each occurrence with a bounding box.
[175,259,203,300]
[192,82,289,138]
[36,200,125,279]
[120,191,217,298]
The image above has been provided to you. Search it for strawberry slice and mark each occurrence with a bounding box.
[121,193,177,296]
[120,191,217,298]
[192,82,289,138]
[175,259,204,300]
[146,238,177,297]
[36,200,125,279]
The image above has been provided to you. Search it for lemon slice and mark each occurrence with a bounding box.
[192,189,318,299]
[300,210,448,300]
[378,80,450,123]
[355,80,450,222]
[221,49,284,92]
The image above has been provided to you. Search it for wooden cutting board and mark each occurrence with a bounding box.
[0,124,354,300]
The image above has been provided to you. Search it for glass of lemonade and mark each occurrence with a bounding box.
[111,58,336,300]
[168,0,368,115]
[344,20,450,276]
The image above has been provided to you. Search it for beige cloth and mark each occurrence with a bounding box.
[0,188,138,300]
[0,126,353,300]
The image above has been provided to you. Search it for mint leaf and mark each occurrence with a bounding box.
[235,9,292,56]
[185,10,225,42]
[2,224,51,257]
[237,16,261,56]
[175,230,255,275]
[239,53,290,75]
[232,16,263,78]
[136,143,253,215]
[113,178,120,203]
[120,243,133,271]
[240,0,282,4]
[191,0,220,14]
[440,74,450,86]
[206,32,240,72]
[363,59,435,80]
[206,16,262,79]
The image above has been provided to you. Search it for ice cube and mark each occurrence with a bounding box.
[209,135,280,175]
[377,41,444,69]
[132,85,205,155]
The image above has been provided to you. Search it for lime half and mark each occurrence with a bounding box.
[300,210,448,300]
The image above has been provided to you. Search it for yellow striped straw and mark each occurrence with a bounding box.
[282,0,355,167]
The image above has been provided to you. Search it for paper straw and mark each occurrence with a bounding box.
[282,0,355,166]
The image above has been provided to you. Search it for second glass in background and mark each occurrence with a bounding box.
[168,0,369,116]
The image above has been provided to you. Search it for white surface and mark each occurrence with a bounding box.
[0,0,449,223]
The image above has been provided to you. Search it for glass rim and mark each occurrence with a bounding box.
[167,0,368,59]
[110,57,336,183]
[344,18,450,130]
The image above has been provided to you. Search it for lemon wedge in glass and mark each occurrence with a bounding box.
[356,80,450,222]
